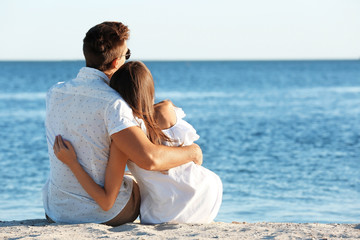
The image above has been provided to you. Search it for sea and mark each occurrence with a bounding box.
[0,60,359,223]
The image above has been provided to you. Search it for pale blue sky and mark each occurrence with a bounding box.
[1,0,360,60]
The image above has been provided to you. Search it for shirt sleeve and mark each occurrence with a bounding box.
[105,99,139,136]
[162,107,200,146]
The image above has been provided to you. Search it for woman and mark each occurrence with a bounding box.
[54,61,222,224]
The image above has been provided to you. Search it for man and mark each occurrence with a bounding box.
[42,21,202,225]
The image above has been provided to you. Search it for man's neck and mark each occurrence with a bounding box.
[104,72,112,80]
[103,69,115,81]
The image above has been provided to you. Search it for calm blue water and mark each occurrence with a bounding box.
[0,60,359,223]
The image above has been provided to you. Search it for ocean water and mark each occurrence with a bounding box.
[0,60,359,223]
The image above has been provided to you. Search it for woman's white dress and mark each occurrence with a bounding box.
[127,107,223,224]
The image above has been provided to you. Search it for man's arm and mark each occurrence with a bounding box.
[111,126,202,171]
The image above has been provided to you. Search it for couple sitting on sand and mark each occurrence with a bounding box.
[42,21,222,226]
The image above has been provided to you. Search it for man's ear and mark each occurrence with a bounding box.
[111,58,122,70]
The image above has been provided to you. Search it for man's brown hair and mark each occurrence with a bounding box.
[83,22,130,71]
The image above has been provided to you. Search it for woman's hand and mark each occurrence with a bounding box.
[53,135,78,167]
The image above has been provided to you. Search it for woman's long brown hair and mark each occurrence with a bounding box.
[110,61,171,145]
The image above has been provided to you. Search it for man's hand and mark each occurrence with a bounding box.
[191,143,203,166]
[111,126,203,171]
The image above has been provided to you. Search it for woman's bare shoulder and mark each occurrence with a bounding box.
[154,100,177,130]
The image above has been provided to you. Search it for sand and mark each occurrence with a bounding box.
[0,219,359,239]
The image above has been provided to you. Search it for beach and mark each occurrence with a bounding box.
[0,219,359,239]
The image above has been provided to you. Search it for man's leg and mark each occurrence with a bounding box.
[103,180,140,226]
[45,214,55,223]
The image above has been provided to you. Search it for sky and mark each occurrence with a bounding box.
[1,0,360,61]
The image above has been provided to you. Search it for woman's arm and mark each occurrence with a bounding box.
[53,135,127,211]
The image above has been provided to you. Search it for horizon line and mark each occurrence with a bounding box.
[0,57,359,62]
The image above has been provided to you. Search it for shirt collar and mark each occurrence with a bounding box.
[77,67,110,85]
